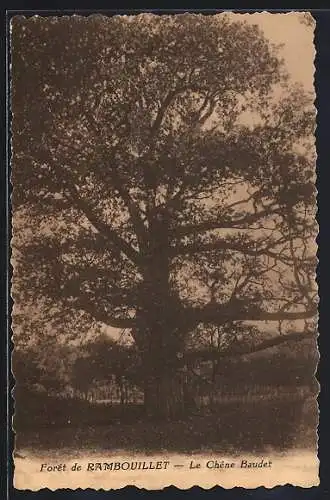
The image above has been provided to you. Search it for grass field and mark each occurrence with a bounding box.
[14,393,318,456]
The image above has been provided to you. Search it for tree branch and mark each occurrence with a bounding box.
[101,161,149,252]
[60,169,142,267]
[150,89,178,139]
[186,329,316,363]
[50,132,149,255]
[171,207,281,238]
[171,238,292,264]
[73,297,136,329]
[192,300,318,326]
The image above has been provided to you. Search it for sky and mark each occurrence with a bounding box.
[245,12,315,91]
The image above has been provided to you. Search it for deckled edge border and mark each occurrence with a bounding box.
[7,9,320,493]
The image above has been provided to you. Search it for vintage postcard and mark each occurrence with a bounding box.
[10,11,319,490]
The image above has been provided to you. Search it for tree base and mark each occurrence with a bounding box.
[144,369,192,421]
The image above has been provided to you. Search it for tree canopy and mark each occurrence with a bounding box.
[11,14,317,417]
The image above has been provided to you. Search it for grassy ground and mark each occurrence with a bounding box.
[14,393,318,456]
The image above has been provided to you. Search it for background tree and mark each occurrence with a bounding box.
[11,14,317,419]
[71,335,142,403]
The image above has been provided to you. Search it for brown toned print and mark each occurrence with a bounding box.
[10,11,318,490]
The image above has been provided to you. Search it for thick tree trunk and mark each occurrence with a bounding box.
[143,362,197,420]
[137,215,194,420]
[144,369,186,420]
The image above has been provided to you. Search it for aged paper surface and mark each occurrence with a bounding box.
[11,11,318,490]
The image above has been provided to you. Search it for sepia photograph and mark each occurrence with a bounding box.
[10,11,319,490]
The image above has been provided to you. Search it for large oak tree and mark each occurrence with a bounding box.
[11,14,317,419]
